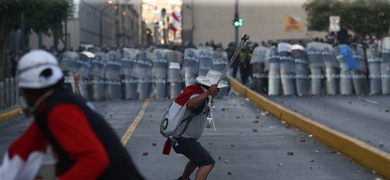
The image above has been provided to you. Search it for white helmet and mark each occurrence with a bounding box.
[17,50,63,89]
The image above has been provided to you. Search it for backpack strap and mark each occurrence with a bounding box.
[178,99,208,136]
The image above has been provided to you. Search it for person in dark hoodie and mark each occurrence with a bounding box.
[0,50,144,179]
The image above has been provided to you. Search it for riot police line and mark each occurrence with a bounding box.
[250,37,390,96]
[60,46,229,101]
[60,37,390,101]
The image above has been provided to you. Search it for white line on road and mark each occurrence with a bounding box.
[363,98,378,104]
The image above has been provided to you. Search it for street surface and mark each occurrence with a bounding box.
[267,95,390,154]
[0,92,385,180]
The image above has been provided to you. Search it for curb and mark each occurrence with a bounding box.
[0,108,22,122]
[229,77,390,179]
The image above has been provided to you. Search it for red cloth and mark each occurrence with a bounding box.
[174,84,204,106]
[162,139,171,155]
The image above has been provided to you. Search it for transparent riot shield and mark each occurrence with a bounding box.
[334,45,357,95]
[108,50,122,62]
[322,43,339,95]
[381,37,390,94]
[366,44,382,95]
[381,63,390,94]
[382,36,390,64]
[105,50,122,101]
[152,49,168,100]
[134,50,153,100]
[90,52,107,101]
[350,43,368,95]
[250,46,267,94]
[74,54,90,99]
[167,50,183,99]
[292,44,309,96]
[278,43,295,95]
[307,42,325,95]
[183,48,199,86]
[213,48,229,98]
[267,48,280,95]
[198,46,214,76]
[76,52,93,100]
[121,48,138,100]
[61,51,78,93]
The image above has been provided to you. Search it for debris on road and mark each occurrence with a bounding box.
[287,152,294,156]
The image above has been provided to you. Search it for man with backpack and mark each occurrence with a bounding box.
[161,70,229,180]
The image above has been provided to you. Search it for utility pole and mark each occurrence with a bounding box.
[161,8,167,45]
[234,0,239,44]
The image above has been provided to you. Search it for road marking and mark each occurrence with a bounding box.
[121,99,150,146]
[0,108,22,122]
[363,98,378,104]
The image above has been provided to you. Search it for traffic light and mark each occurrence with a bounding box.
[233,18,243,27]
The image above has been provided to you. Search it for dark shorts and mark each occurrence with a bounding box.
[172,138,215,167]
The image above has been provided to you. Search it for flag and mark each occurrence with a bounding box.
[0,122,48,180]
[169,10,181,32]
[284,15,302,32]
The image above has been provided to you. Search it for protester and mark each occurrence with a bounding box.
[10,51,18,77]
[0,50,145,179]
[163,70,228,180]
[226,41,240,79]
[239,44,252,86]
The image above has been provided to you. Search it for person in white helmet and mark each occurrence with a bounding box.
[0,50,144,179]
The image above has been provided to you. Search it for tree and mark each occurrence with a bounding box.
[303,0,390,40]
[0,0,73,80]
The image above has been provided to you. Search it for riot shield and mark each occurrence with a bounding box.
[334,45,357,95]
[382,37,390,64]
[292,44,309,96]
[108,50,122,62]
[307,42,325,95]
[167,50,183,99]
[78,51,95,100]
[198,46,214,76]
[152,49,168,100]
[366,44,382,95]
[105,50,122,101]
[250,46,267,94]
[381,37,390,94]
[182,48,199,86]
[134,50,153,100]
[322,43,339,95]
[350,43,368,95]
[267,47,280,95]
[61,51,78,93]
[121,48,138,100]
[90,52,107,101]
[278,42,295,95]
[381,63,390,94]
[213,48,229,98]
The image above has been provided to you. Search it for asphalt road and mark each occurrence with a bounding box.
[0,92,384,180]
[266,95,390,154]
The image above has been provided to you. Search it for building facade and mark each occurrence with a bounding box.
[181,0,325,47]
[28,0,142,51]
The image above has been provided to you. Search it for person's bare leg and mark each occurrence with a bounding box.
[195,163,215,180]
[180,161,197,180]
